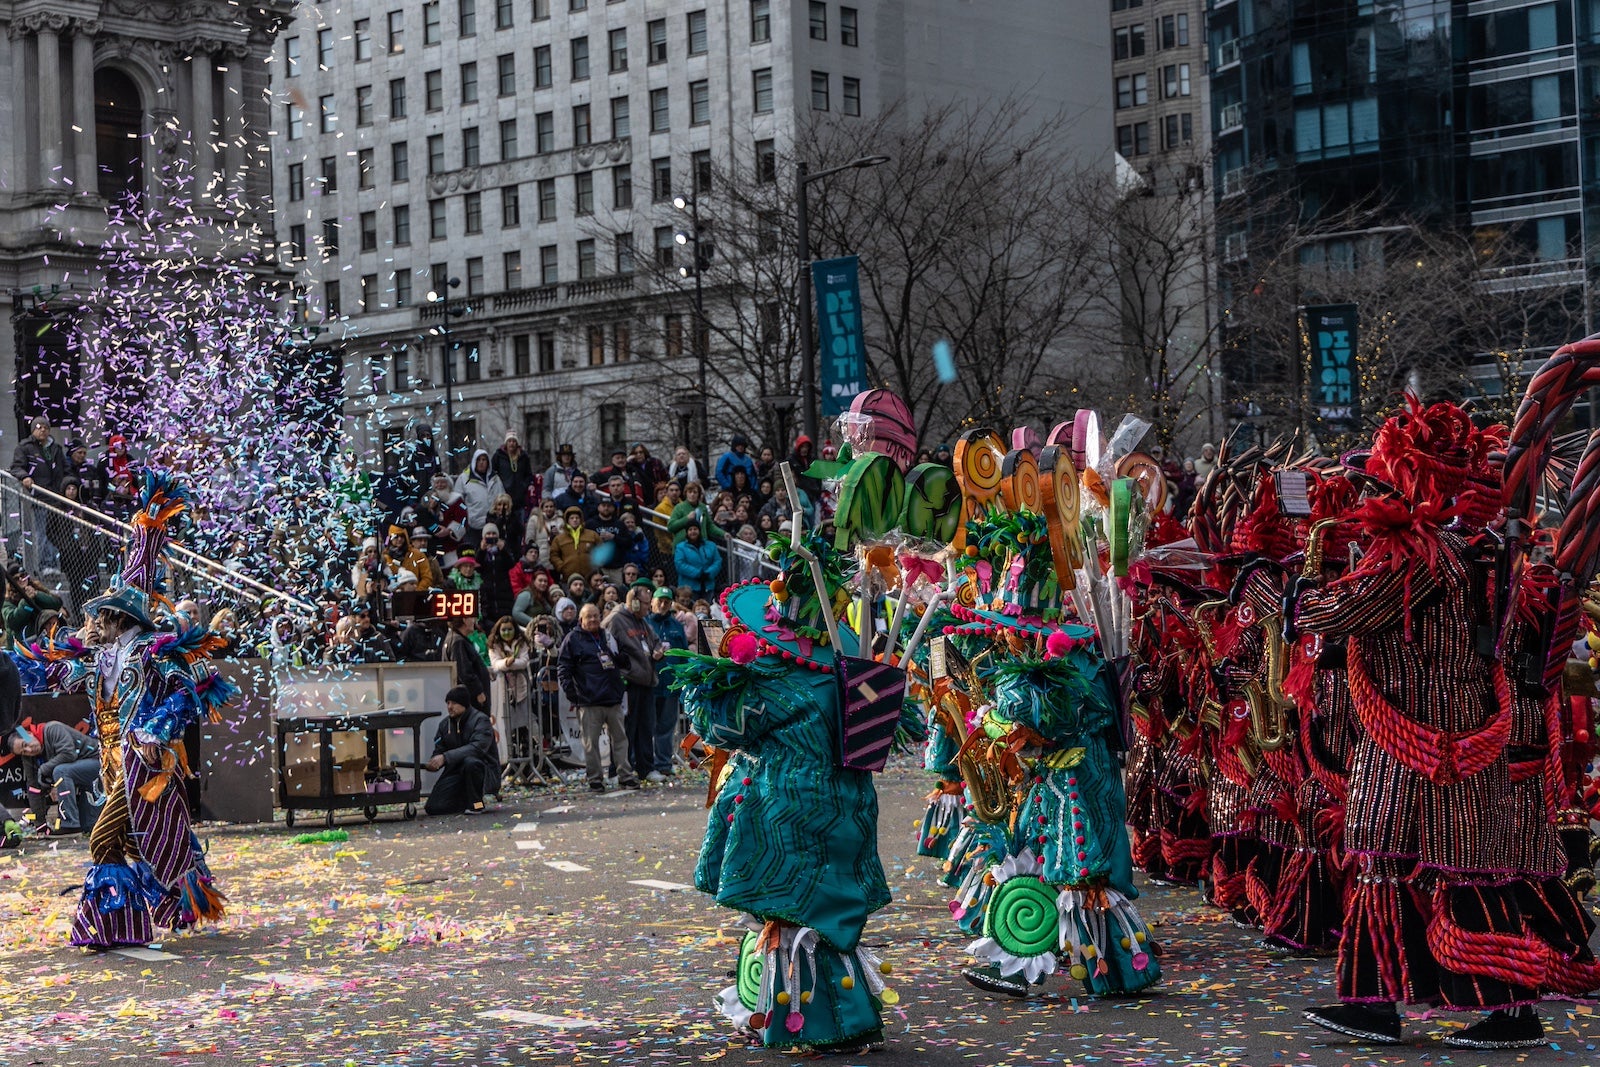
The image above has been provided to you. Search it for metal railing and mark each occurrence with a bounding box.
[0,471,319,624]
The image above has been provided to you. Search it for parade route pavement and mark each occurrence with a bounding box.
[0,768,1594,1067]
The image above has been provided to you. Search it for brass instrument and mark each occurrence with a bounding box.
[958,735,1014,824]
[1245,519,1339,753]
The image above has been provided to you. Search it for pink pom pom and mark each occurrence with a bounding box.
[728,632,761,665]
[1045,631,1075,659]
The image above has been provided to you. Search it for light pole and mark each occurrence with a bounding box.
[796,154,891,443]
[427,275,463,472]
[673,194,711,469]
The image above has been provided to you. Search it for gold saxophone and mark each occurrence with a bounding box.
[939,652,1013,824]
[1247,519,1339,753]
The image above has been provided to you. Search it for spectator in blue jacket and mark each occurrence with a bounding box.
[673,521,723,599]
[714,433,758,490]
[643,587,689,779]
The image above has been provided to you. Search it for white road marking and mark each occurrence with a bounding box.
[515,839,544,851]
[244,972,327,990]
[512,822,541,833]
[628,879,692,891]
[111,947,177,962]
[477,1009,596,1028]
[543,860,590,872]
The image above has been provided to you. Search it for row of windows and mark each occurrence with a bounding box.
[283,0,851,78]
[1113,14,1188,61]
[1114,64,1190,108]
[1116,113,1193,157]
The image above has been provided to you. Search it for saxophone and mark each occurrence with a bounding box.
[1247,518,1339,752]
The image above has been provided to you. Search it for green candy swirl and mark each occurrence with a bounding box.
[737,930,765,1010]
[984,876,1060,959]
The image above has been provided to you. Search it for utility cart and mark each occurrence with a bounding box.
[276,708,436,827]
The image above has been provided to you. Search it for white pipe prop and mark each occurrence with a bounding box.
[780,462,844,654]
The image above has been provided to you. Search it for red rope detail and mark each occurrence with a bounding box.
[1424,887,1548,990]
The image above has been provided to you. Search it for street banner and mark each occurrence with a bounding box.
[813,256,868,416]
[1305,303,1359,425]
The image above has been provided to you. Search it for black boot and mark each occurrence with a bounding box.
[1442,1008,1545,1050]
[1304,1002,1403,1044]
[961,964,1029,999]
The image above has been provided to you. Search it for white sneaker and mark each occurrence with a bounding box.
[645,770,666,783]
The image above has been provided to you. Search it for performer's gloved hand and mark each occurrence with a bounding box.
[1281,576,1314,642]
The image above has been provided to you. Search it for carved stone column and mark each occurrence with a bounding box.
[189,41,215,192]
[221,45,246,197]
[9,24,32,194]
[71,21,98,194]
[37,18,63,184]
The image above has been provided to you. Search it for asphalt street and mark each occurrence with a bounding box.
[0,768,1595,1067]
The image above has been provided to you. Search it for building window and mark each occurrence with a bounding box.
[288,223,306,261]
[461,61,479,104]
[497,53,516,95]
[664,313,683,357]
[359,211,378,252]
[496,0,514,30]
[615,231,634,272]
[461,341,482,381]
[287,161,304,201]
[1162,112,1193,150]
[693,148,712,194]
[757,211,779,252]
[811,71,829,111]
[318,93,337,132]
[323,219,340,256]
[571,36,589,80]
[609,28,628,72]
[650,88,670,132]
[463,191,482,233]
[387,10,405,53]
[1115,121,1150,157]
[317,27,334,67]
[538,177,557,220]
[426,69,443,110]
[589,326,606,365]
[429,199,447,239]
[287,104,303,139]
[285,36,301,77]
[688,9,708,54]
[1111,0,1143,8]
[842,76,860,116]
[395,273,412,307]
[571,0,586,9]
[654,225,675,267]
[573,103,592,146]
[424,1,441,45]
[1159,13,1189,50]
[755,138,776,183]
[356,84,374,126]
[577,238,597,279]
[321,155,337,191]
[428,134,445,173]
[612,323,631,362]
[354,18,372,61]
[611,96,630,138]
[648,19,667,63]
[540,245,558,284]
[502,184,520,226]
[392,141,410,182]
[810,1,828,39]
[432,263,450,295]
[689,80,710,125]
[532,0,549,19]
[752,0,770,43]
[575,171,594,215]
[536,111,554,153]
[513,333,531,375]
[599,404,626,453]
[1161,64,1190,99]
[1294,99,1380,161]
[393,344,411,390]
[652,156,671,200]
[466,256,484,296]
[537,333,555,372]
[394,204,411,244]
[613,163,632,207]
[1113,24,1146,60]
[390,77,407,118]
[1118,73,1148,109]
[500,118,518,159]
[753,68,773,113]
[358,147,375,188]
[324,280,341,318]
[841,6,858,46]
[459,0,477,36]
[534,44,551,87]
[361,273,378,310]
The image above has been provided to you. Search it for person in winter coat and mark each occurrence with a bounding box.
[11,416,69,571]
[550,506,600,580]
[399,616,447,662]
[512,567,555,626]
[643,586,689,779]
[441,615,491,711]
[667,445,703,487]
[673,521,723,599]
[424,685,500,815]
[551,595,580,637]
[9,720,100,834]
[605,585,661,779]
[488,494,523,559]
[416,474,468,561]
[453,449,504,546]
[476,525,517,623]
[509,545,549,597]
[788,434,821,503]
[627,444,669,503]
[403,527,447,592]
[490,433,536,522]
[617,513,651,572]
[543,443,582,498]
[487,614,532,747]
[524,499,557,567]
[557,603,640,791]
[714,433,758,490]
[667,481,725,545]
[553,472,601,522]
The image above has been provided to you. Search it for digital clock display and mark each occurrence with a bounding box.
[431,591,478,619]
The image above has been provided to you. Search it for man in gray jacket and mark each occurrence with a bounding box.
[9,721,101,834]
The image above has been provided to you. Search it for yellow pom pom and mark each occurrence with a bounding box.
[1083,945,1097,958]
[800,991,813,1004]
[880,988,900,1005]
[1069,964,1088,980]
[775,991,790,1006]
[1135,931,1147,943]
[840,976,855,990]
[1120,937,1131,949]
[879,962,892,976]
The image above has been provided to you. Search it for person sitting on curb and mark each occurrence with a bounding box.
[424,686,501,816]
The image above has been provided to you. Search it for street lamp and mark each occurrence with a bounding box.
[796,154,891,443]
[426,276,464,473]
[673,194,713,469]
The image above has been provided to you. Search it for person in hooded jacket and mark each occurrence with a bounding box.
[454,449,504,548]
[787,435,821,504]
[424,685,500,815]
[491,432,535,524]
